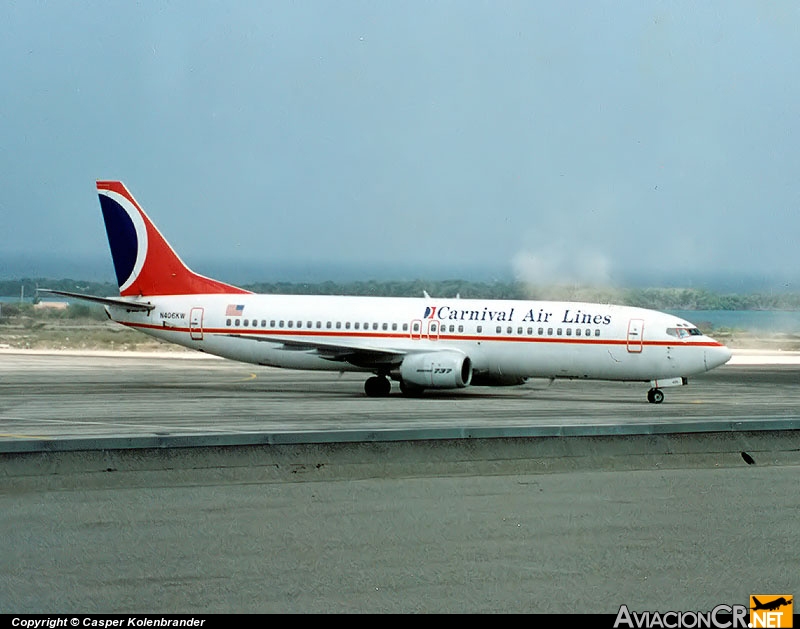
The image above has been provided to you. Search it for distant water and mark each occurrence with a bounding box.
[667,310,800,334]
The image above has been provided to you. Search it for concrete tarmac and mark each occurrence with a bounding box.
[1,350,800,445]
[0,350,798,614]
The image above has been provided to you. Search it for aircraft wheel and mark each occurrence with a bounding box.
[365,376,391,397]
[647,388,664,404]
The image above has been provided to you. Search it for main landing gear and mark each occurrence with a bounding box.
[364,375,391,398]
[364,375,423,397]
[647,388,665,404]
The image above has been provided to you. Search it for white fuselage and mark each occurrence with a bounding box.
[107,294,732,384]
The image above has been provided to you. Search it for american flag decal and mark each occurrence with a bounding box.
[226,304,245,316]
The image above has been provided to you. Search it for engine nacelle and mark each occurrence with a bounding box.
[398,351,473,389]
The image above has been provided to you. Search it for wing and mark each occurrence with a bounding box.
[226,333,408,369]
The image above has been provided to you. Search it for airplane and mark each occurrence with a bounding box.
[751,597,792,611]
[40,180,732,402]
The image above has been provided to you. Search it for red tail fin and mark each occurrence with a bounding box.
[97,181,251,297]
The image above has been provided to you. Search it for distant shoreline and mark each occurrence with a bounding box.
[2,315,800,353]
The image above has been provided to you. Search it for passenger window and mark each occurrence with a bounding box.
[566,328,572,336]
[392,323,398,331]
[336,322,342,329]
[547,328,553,335]
[354,322,360,330]
[226,319,231,326]
[527,327,532,335]
[477,325,482,333]
[576,328,581,336]
[279,320,284,328]
[403,323,408,332]
[287,320,293,328]
[458,325,464,333]
[326,321,332,329]
[413,322,419,332]
[243,319,249,327]
[270,320,276,327]
[261,320,266,327]
[538,327,544,335]
[594,329,600,336]
[383,323,388,331]
[517,327,523,335]
[235,319,240,327]
[496,326,502,334]
[557,328,562,335]
[345,322,351,329]
[373,323,378,330]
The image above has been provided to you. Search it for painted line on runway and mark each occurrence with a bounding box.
[0,432,47,440]
[3,416,259,435]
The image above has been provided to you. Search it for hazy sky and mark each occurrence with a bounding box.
[2,1,799,289]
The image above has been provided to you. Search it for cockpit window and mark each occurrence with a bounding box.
[666,327,702,338]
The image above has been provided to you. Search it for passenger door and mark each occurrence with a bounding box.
[626,318,644,353]
[189,307,204,340]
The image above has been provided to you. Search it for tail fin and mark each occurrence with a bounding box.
[97,181,250,297]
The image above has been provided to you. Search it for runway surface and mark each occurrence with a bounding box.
[1,349,799,446]
[1,349,798,614]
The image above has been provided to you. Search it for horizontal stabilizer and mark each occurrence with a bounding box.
[37,289,155,312]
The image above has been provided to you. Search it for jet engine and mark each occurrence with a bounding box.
[398,351,473,389]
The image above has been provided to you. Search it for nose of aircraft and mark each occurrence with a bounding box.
[705,344,733,370]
